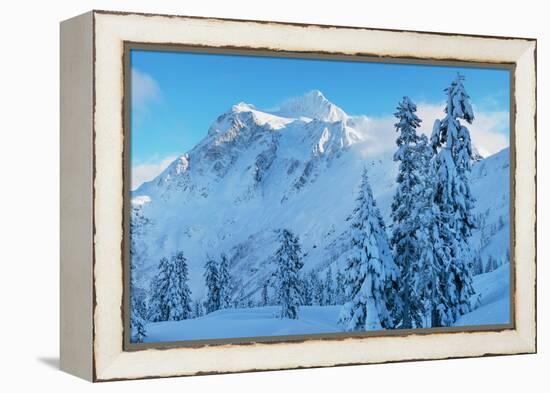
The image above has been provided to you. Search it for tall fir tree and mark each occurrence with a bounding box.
[323,266,334,306]
[473,253,484,276]
[236,287,247,308]
[261,280,270,306]
[218,254,232,309]
[310,272,323,306]
[166,251,193,321]
[147,252,192,322]
[129,207,148,340]
[429,73,476,326]
[274,229,304,319]
[486,255,496,273]
[130,277,147,342]
[390,96,426,329]
[130,307,147,343]
[203,255,220,314]
[193,299,204,318]
[148,256,171,322]
[410,134,443,328]
[335,268,346,305]
[301,273,313,306]
[339,169,399,331]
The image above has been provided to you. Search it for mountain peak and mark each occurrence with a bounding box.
[306,89,325,98]
[276,90,348,122]
[231,102,256,113]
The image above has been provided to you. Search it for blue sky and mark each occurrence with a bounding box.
[130,49,510,188]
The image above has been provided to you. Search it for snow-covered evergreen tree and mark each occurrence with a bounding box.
[261,280,270,306]
[129,209,148,340]
[429,73,476,326]
[310,272,323,306]
[490,256,497,273]
[193,299,204,318]
[147,252,192,322]
[339,169,399,331]
[130,277,148,342]
[390,96,426,329]
[335,268,346,305]
[218,253,232,309]
[130,306,147,343]
[301,273,313,306]
[473,253,484,275]
[323,267,334,306]
[203,255,220,314]
[236,287,247,308]
[411,134,444,328]
[486,255,496,273]
[166,251,193,321]
[132,287,148,322]
[274,229,304,319]
[148,256,171,322]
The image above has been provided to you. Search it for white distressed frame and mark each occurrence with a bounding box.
[61,10,536,382]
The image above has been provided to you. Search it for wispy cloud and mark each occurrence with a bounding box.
[132,155,177,191]
[358,102,509,158]
[132,68,161,112]
[416,102,509,157]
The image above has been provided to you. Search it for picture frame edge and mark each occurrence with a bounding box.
[59,10,537,382]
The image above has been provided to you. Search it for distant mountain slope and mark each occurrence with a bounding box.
[455,262,510,326]
[469,147,510,266]
[131,91,510,304]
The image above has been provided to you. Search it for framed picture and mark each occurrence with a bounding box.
[60,10,537,382]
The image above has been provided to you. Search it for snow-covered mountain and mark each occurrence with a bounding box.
[469,147,510,266]
[131,90,509,303]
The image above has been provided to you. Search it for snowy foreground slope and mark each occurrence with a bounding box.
[143,263,510,342]
[455,263,510,327]
[131,90,511,334]
[145,306,341,342]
